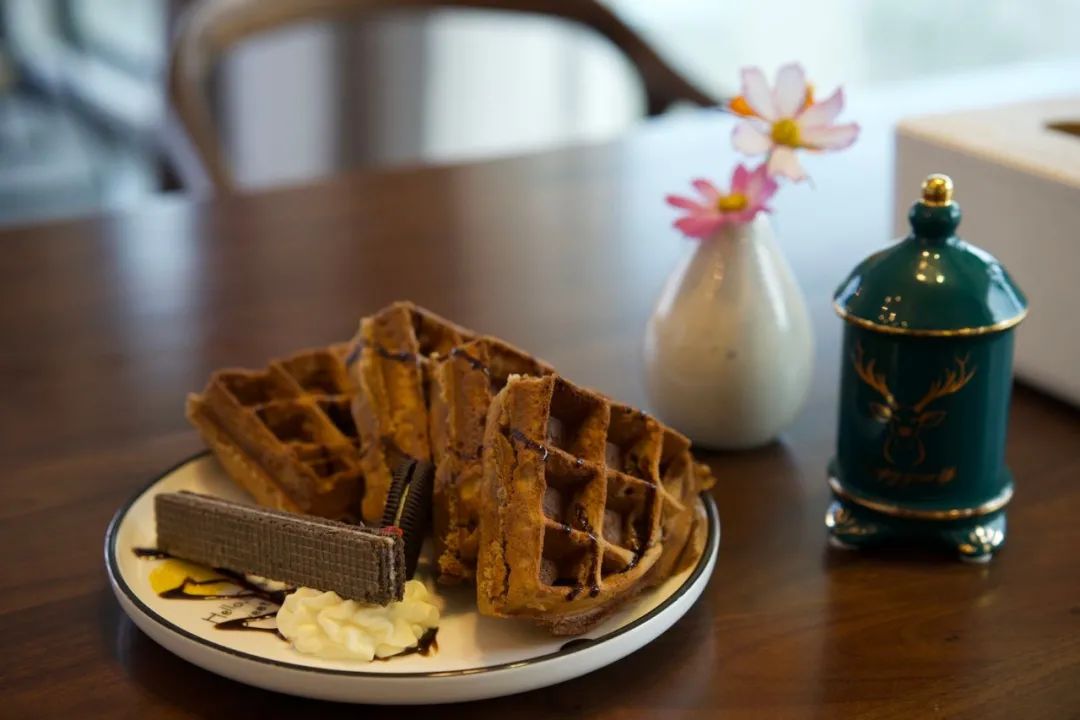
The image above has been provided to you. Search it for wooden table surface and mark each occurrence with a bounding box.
[2,107,1078,719]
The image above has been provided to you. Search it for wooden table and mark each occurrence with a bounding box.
[2,107,1078,719]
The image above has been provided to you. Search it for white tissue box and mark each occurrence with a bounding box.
[895,97,1080,405]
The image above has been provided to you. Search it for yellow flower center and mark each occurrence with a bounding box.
[717,193,749,213]
[770,118,801,147]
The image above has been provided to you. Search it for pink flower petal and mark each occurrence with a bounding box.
[675,214,728,239]
[732,122,773,156]
[801,122,860,150]
[761,177,779,202]
[773,63,807,118]
[666,194,704,211]
[729,164,751,194]
[798,87,845,128]
[767,146,807,181]
[744,163,778,204]
[729,208,759,225]
[743,171,763,201]
[691,179,722,203]
[740,67,776,122]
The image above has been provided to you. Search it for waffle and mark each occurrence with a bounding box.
[349,302,476,524]
[476,373,714,635]
[186,345,365,520]
[428,337,555,584]
[648,429,715,583]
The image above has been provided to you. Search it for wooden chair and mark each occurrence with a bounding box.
[169,0,718,191]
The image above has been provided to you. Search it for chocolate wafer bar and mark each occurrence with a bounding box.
[154,492,405,605]
[380,458,434,579]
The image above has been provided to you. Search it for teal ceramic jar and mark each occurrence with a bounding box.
[827,175,1027,562]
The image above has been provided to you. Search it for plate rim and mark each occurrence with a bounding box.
[105,451,720,679]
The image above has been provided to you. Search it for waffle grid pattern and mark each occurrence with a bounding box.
[429,337,554,583]
[478,374,701,633]
[350,301,476,523]
[187,345,363,519]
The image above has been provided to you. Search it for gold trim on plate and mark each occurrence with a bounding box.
[833,302,1027,337]
[827,476,1012,520]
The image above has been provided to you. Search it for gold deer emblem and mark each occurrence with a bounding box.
[853,343,975,466]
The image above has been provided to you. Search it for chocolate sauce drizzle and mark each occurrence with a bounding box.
[155,571,288,605]
[556,506,605,601]
[133,547,172,559]
[156,577,251,601]
[345,341,418,366]
[613,484,657,576]
[508,429,549,461]
[559,483,659,600]
[217,568,291,605]
[374,345,418,363]
[344,342,363,367]
[450,347,489,375]
[214,611,285,640]
[132,548,289,605]
[375,628,439,660]
[573,506,596,537]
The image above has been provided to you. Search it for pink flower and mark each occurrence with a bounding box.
[730,63,859,182]
[666,163,778,238]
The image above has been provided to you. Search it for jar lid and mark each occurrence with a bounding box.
[833,174,1027,336]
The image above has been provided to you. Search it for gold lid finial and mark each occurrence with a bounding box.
[921,174,953,206]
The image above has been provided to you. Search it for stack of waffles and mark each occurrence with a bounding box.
[187,301,714,633]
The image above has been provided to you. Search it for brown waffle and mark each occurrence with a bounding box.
[349,301,476,524]
[186,344,365,519]
[428,337,554,584]
[476,373,713,635]
[647,429,715,583]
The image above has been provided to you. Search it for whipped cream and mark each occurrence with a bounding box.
[275,580,439,661]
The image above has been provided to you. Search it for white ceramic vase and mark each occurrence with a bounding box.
[644,215,813,449]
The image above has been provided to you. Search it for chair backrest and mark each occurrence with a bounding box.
[169,0,717,191]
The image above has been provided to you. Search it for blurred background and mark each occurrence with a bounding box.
[1,0,1079,226]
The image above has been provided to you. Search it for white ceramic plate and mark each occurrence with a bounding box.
[105,453,719,704]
